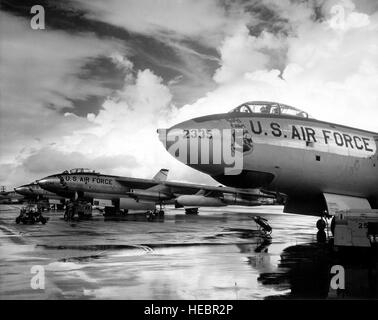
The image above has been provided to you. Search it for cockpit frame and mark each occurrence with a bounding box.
[62,168,99,174]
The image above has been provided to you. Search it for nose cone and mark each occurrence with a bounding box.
[158,118,214,149]
[157,118,202,160]
[158,116,235,176]
[37,176,62,192]
[14,185,31,196]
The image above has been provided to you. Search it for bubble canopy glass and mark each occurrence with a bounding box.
[230,101,312,119]
[61,168,98,174]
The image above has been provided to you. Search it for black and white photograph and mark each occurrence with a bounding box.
[0,0,377,309]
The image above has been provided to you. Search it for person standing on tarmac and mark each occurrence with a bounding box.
[65,201,75,220]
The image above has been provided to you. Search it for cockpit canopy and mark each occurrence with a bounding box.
[62,168,98,174]
[230,101,312,119]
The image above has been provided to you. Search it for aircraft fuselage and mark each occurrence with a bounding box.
[160,106,378,215]
[38,173,138,200]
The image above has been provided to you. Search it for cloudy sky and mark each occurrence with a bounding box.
[1,0,378,188]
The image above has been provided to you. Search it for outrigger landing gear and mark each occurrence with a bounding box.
[146,209,165,221]
[157,202,165,217]
[146,203,165,221]
[316,214,330,243]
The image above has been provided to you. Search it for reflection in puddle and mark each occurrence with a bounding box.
[258,243,378,299]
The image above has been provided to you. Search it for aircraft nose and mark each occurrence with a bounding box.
[37,176,61,191]
[157,117,232,176]
[14,186,29,196]
[157,119,202,149]
[157,120,195,157]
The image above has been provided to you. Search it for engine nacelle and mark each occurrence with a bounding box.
[222,193,261,206]
[128,189,171,201]
[175,195,225,207]
[119,197,155,210]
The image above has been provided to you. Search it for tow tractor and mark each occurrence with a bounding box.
[15,204,48,224]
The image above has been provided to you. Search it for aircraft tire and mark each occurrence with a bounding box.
[316,218,326,231]
[330,217,335,235]
[316,230,327,243]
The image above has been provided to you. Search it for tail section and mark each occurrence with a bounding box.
[153,169,169,182]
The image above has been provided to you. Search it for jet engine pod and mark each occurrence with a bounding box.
[222,193,262,206]
[175,195,225,207]
[119,197,155,210]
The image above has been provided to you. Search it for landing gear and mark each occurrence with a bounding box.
[316,230,327,243]
[157,210,165,217]
[316,218,326,231]
[185,208,199,215]
[330,216,336,235]
[316,215,330,243]
[64,200,92,221]
[146,209,165,221]
[64,202,74,221]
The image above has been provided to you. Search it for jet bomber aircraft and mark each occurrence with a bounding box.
[14,182,67,208]
[0,189,24,204]
[158,101,378,230]
[37,168,274,215]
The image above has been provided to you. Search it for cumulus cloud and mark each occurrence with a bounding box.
[0,12,124,163]
[214,27,287,83]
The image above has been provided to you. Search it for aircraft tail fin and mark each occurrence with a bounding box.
[153,169,169,182]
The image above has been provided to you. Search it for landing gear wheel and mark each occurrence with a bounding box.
[330,216,335,235]
[316,218,326,231]
[40,216,47,224]
[146,210,154,221]
[16,217,21,224]
[316,230,327,243]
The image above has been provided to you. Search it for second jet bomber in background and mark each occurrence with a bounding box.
[37,168,275,217]
[14,182,66,209]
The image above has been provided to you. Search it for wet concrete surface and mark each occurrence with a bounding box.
[0,204,377,300]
